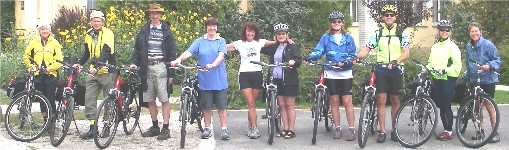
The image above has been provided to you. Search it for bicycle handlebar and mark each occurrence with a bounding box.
[467,58,500,75]
[412,59,446,76]
[93,60,139,72]
[250,61,290,68]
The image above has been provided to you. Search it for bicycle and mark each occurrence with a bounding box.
[4,57,52,142]
[250,61,287,145]
[393,59,438,148]
[306,60,338,145]
[49,60,84,147]
[170,64,204,148]
[455,58,500,148]
[92,61,141,149]
[355,60,381,148]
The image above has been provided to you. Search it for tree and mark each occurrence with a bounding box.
[363,0,432,29]
[444,1,509,85]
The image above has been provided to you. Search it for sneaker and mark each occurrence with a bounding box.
[79,130,94,140]
[437,132,453,141]
[376,132,386,143]
[333,127,342,139]
[488,132,500,143]
[157,128,170,140]
[347,129,356,141]
[250,127,261,139]
[471,130,485,140]
[201,128,212,139]
[142,126,160,137]
[221,128,230,140]
[391,131,397,142]
[245,127,252,137]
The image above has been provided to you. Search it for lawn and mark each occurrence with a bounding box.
[495,90,509,104]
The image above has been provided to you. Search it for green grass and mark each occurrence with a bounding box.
[1,91,11,105]
[495,90,509,104]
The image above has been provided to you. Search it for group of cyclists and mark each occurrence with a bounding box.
[17,2,501,147]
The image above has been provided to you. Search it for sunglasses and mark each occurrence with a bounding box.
[384,14,396,17]
[331,20,343,24]
[439,28,450,32]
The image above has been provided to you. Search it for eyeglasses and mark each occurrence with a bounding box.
[331,20,343,24]
[439,28,450,32]
[384,13,396,17]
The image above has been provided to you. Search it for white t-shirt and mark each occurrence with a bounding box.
[232,39,267,72]
[324,70,353,79]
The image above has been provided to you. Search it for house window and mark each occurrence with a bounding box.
[432,0,449,22]
[350,0,358,26]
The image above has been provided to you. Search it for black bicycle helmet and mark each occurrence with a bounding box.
[329,11,344,21]
[438,20,452,28]
[274,23,290,32]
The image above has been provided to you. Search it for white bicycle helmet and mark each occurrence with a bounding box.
[90,10,105,20]
[274,23,290,32]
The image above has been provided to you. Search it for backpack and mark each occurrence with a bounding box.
[376,26,404,44]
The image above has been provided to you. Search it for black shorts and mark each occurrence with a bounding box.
[273,78,299,96]
[325,78,353,96]
[375,71,403,95]
[480,83,496,98]
[238,71,264,89]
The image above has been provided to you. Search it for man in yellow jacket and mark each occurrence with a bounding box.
[72,10,116,139]
[23,22,63,123]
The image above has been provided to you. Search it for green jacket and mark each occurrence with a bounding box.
[427,38,462,79]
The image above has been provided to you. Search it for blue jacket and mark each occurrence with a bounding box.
[308,33,357,71]
[465,36,502,84]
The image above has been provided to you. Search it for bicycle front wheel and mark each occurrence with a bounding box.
[267,91,276,145]
[50,95,75,147]
[455,94,499,148]
[180,93,189,148]
[312,90,323,145]
[5,91,51,142]
[357,91,374,148]
[394,95,438,148]
[93,96,119,149]
[123,88,140,135]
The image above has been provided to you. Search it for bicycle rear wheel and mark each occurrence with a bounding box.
[50,95,75,146]
[274,97,282,133]
[180,93,189,148]
[191,93,204,132]
[5,92,51,142]
[312,91,323,145]
[94,96,119,149]
[358,91,373,148]
[123,88,140,135]
[455,95,499,148]
[394,95,437,148]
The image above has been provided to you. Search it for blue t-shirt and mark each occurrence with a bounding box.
[273,46,284,79]
[187,35,228,90]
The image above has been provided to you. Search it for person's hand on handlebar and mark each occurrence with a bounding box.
[288,60,296,66]
[169,58,182,67]
[89,68,97,75]
[388,60,399,70]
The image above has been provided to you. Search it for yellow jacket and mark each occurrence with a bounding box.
[80,27,115,74]
[23,36,63,76]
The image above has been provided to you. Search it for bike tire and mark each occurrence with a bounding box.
[93,96,119,149]
[394,95,437,148]
[180,93,189,148]
[312,91,323,145]
[274,96,282,133]
[357,91,373,148]
[193,93,204,132]
[123,88,140,135]
[455,94,499,148]
[50,95,75,147]
[268,91,276,145]
[5,91,51,142]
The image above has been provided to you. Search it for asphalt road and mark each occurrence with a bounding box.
[208,105,509,150]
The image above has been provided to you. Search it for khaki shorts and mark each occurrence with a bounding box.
[143,63,169,102]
